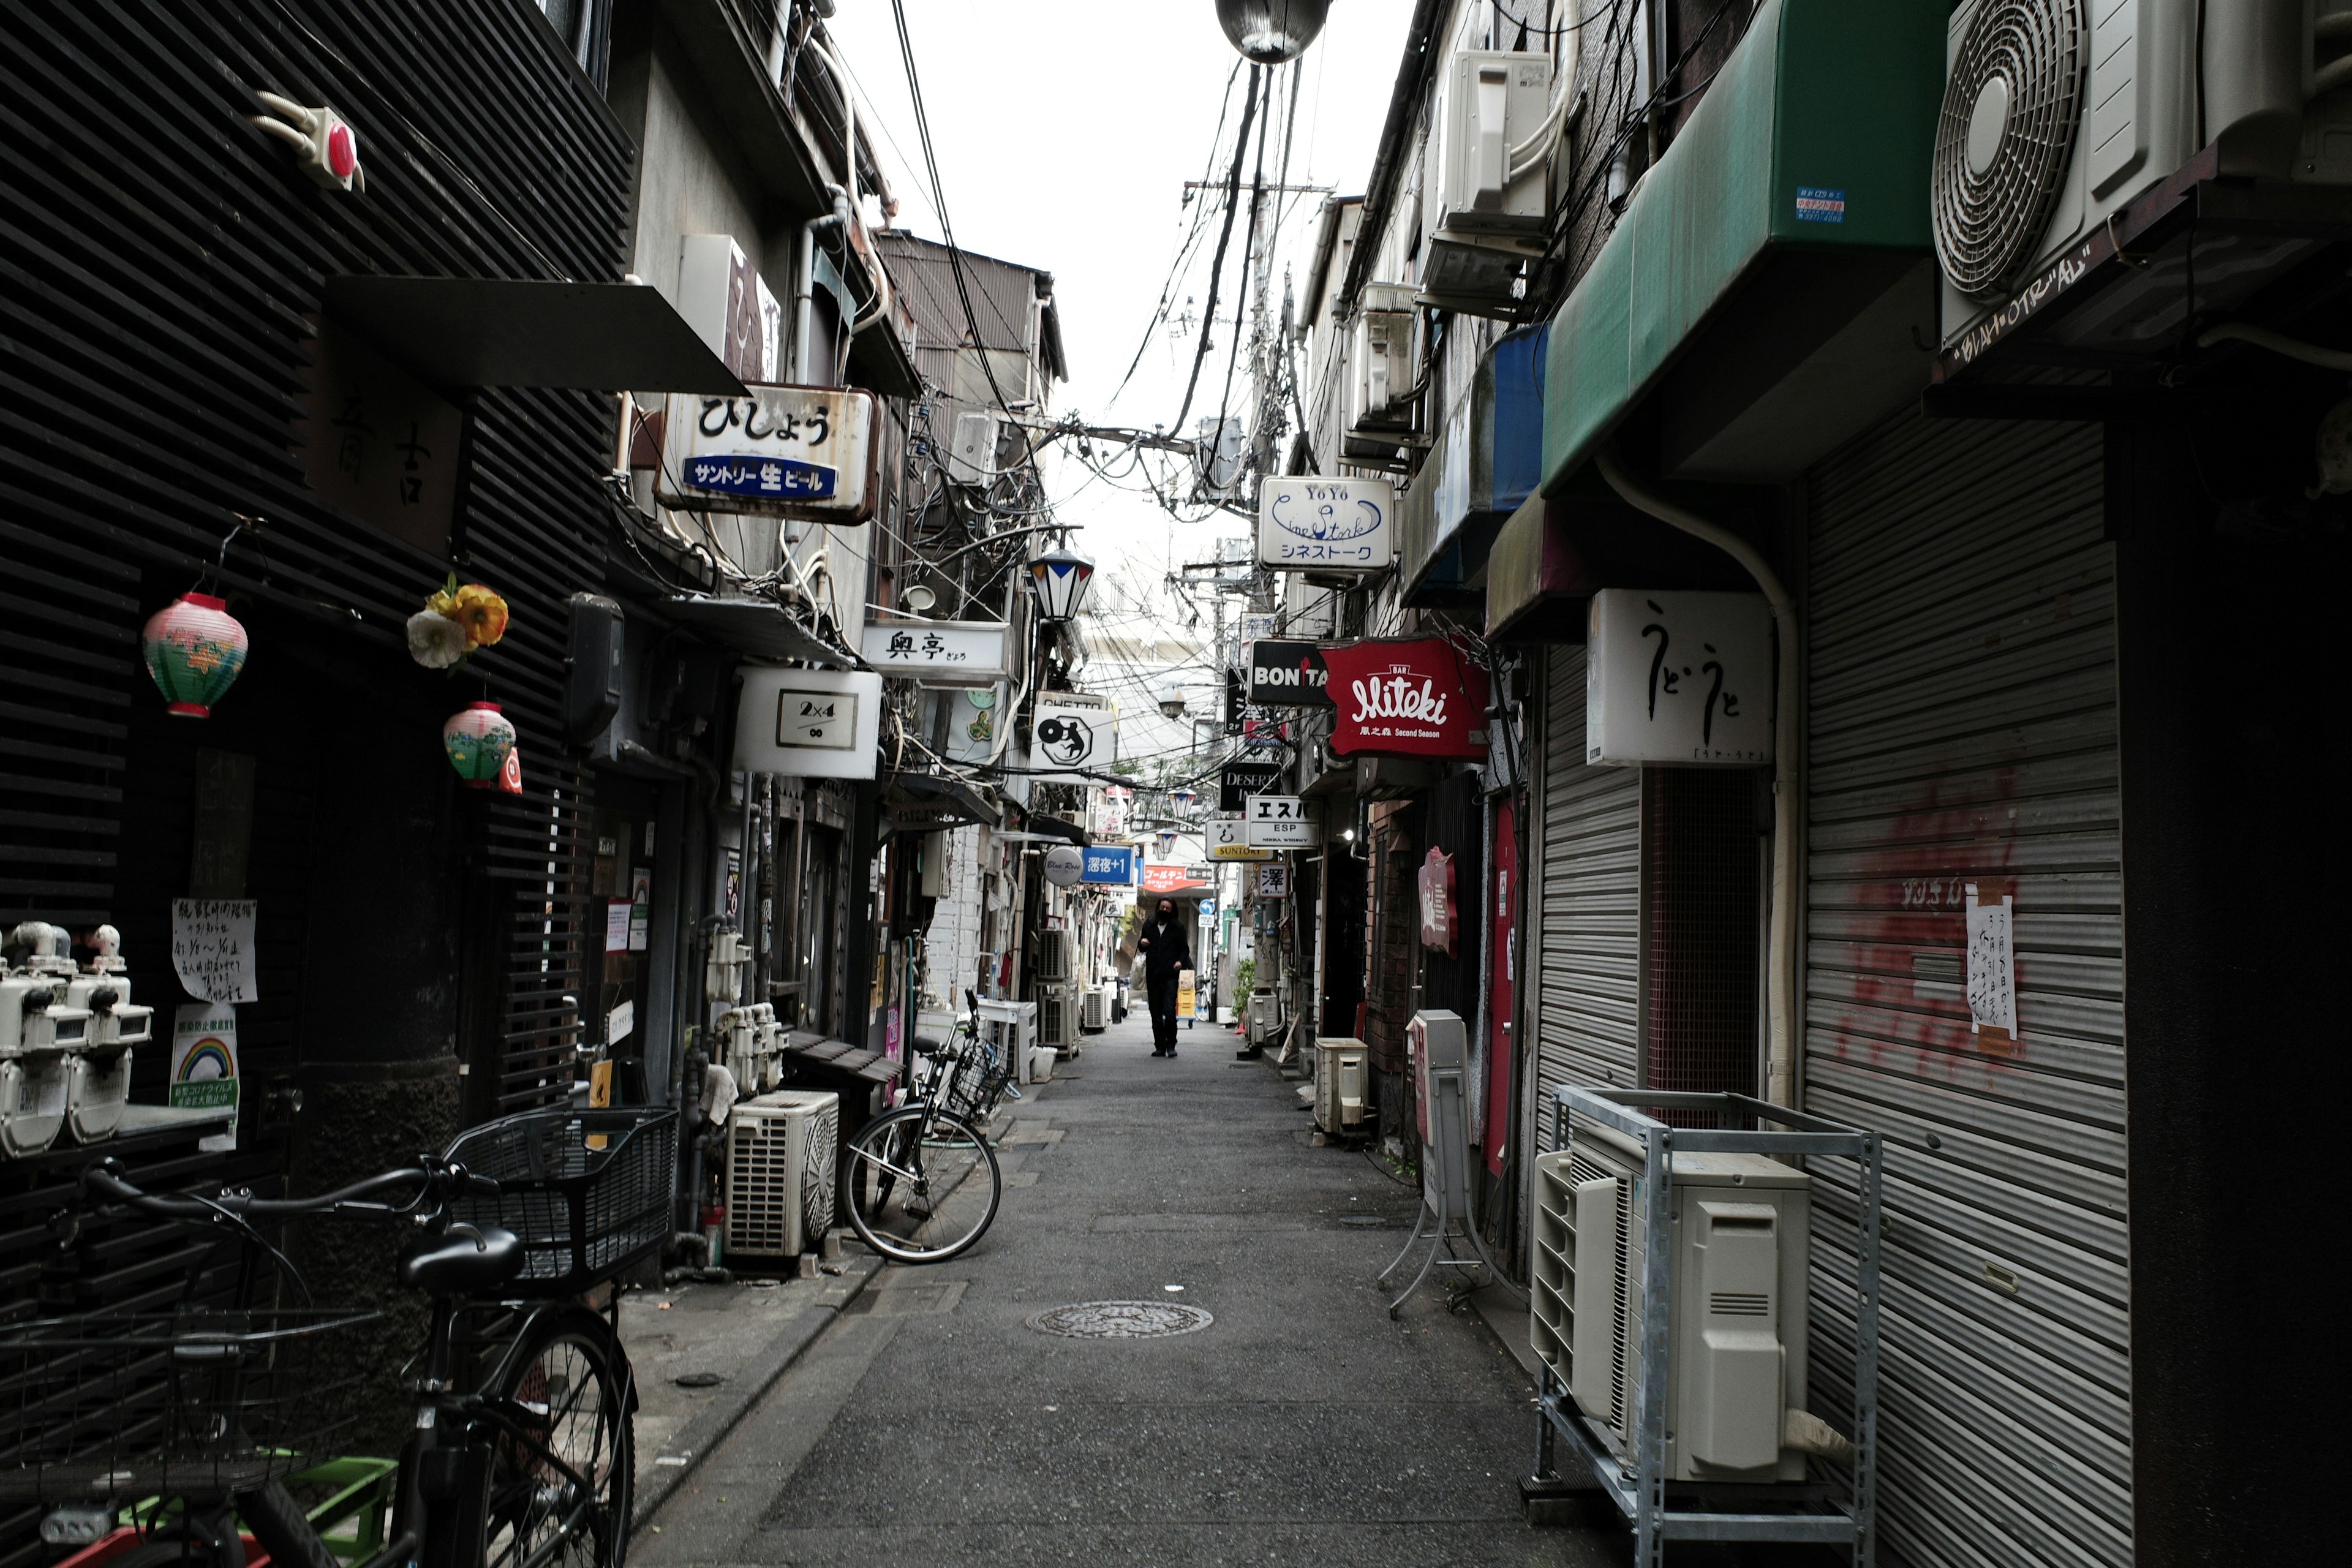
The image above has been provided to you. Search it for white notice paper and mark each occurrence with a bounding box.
[171,899,258,1003]
[607,1000,635,1046]
[171,1001,239,1153]
[1964,879,2018,1055]
[605,902,631,954]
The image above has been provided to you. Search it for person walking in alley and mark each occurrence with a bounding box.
[1136,897,1191,1057]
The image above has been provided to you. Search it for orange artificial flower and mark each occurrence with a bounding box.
[453,583,509,647]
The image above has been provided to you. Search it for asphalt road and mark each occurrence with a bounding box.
[637,1012,1611,1567]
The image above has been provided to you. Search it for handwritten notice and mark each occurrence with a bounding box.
[171,899,258,1004]
[1964,879,2018,1055]
[605,901,631,954]
[172,1002,239,1152]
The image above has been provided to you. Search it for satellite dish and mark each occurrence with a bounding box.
[1043,844,1086,887]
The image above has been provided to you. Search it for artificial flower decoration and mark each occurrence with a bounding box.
[142,592,250,717]
[406,572,511,669]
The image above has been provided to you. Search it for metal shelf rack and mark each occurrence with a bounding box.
[1531,1087,1884,1567]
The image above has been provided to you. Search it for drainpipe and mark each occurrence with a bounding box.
[803,37,897,339]
[1594,447,1802,1109]
[794,187,851,384]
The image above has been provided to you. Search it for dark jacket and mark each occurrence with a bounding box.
[1138,913,1191,980]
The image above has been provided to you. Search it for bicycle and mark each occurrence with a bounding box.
[837,992,1009,1264]
[3,1105,674,1567]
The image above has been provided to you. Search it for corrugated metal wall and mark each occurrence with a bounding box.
[1530,646,1642,1131]
[1803,411,2130,1568]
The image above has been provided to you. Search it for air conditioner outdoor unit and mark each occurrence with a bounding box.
[1313,1036,1367,1134]
[1348,284,1417,440]
[1080,986,1108,1033]
[1932,1,2352,346]
[1034,929,1069,984]
[1038,987,1072,1052]
[723,1089,840,1261]
[1246,990,1280,1046]
[1536,1122,1812,1482]
[946,409,1003,486]
[1420,49,1556,317]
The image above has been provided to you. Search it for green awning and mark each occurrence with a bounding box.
[1541,0,1943,491]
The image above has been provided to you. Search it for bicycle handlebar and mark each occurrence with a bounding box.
[79,1158,497,1221]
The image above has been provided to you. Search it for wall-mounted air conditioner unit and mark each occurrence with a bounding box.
[1347,285,1418,441]
[1537,1123,1812,1482]
[1080,986,1109,1033]
[1246,990,1280,1046]
[1313,1036,1368,1134]
[1034,929,1069,984]
[724,1089,840,1261]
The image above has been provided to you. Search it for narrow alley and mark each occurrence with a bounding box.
[636,1016,1591,1568]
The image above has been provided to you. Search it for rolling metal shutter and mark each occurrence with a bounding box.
[1803,412,2129,1568]
[1529,645,1641,1131]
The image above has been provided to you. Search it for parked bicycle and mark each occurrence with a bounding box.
[837,992,1009,1264]
[2,1105,674,1567]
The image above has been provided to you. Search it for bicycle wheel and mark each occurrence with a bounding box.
[840,1104,1001,1264]
[479,1308,634,1568]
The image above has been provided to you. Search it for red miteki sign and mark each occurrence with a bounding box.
[1319,636,1490,760]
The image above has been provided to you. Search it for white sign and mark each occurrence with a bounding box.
[1042,845,1086,887]
[1243,794,1318,848]
[1256,862,1289,899]
[171,1002,239,1153]
[1586,589,1774,765]
[1031,693,1115,782]
[1207,812,1275,862]
[171,899,258,1004]
[862,619,1010,685]
[1257,477,1395,572]
[659,384,881,522]
[735,667,883,778]
[1965,880,2018,1053]
[607,999,635,1046]
[605,902,631,954]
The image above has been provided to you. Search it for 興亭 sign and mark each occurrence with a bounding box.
[1257,478,1394,571]
[861,619,1009,685]
[1319,637,1491,760]
[658,384,881,522]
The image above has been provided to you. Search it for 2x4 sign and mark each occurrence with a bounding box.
[1320,637,1491,761]
[658,383,881,522]
[1257,478,1394,572]
[1247,639,1332,707]
[1243,795,1317,849]
[733,668,883,779]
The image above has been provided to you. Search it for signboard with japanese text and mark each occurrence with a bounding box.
[301,318,461,557]
[862,619,1009,685]
[1965,878,2019,1055]
[1248,639,1333,707]
[1080,846,1136,884]
[1320,637,1491,761]
[1255,863,1289,899]
[171,899,258,1005]
[1207,812,1275,861]
[1257,477,1394,571]
[1219,759,1284,810]
[1243,794,1318,849]
[660,383,882,522]
[1417,847,1457,956]
[1585,589,1774,765]
[734,667,883,778]
[1142,862,1211,894]
[1030,693,1116,782]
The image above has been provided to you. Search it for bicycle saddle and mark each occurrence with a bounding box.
[399,1221,524,1297]
[911,1035,946,1058]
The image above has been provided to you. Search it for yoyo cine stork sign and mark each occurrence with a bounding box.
[1257,477,1393,572]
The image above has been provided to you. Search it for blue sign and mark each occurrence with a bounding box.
[1793,186,1846,224]
[683,454,839,499]
[1080,846,1135,884]
[1197,899,1216,915]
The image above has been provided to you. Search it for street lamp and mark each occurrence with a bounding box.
[1215,0,1331,64]
[1025,548,1095,622]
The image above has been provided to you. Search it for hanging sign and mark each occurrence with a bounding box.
[1142,862,1210,894]
[1081,846,1137,884]
[1207,813,1274,862]
[734,667,883,779]
[1965,877,2019,1055]
[171,1002,239,1153]
[1030,693,1116,782]
[1417,847,1457,956]
[1042,845,1086,887]
[1247,639,1333,707]
[1219,758,1284,810]
[1321,637,1491,760]
[171,899,259,1005]
[658,384,882,522]
[1243,794,1318,849]
[1257,477,1394,571]
[1256,862,1289,899]
[862,619,1009,685]
[1586,589,1774,765]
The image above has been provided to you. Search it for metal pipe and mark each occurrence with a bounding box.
[1594,446,1802,1108]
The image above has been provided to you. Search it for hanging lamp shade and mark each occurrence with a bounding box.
[443,702,517,789]
[1215,0,1330,64]
[141,592,250,717]
[1025,549,1096,622]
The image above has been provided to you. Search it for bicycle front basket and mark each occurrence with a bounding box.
[444,1106,677,1295]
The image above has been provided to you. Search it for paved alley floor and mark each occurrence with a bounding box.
[635,1012,1611,1567]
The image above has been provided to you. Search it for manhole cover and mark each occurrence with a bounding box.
[1026,1300,1215,1340]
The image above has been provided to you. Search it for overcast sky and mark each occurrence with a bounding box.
[826,0,1417,768]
